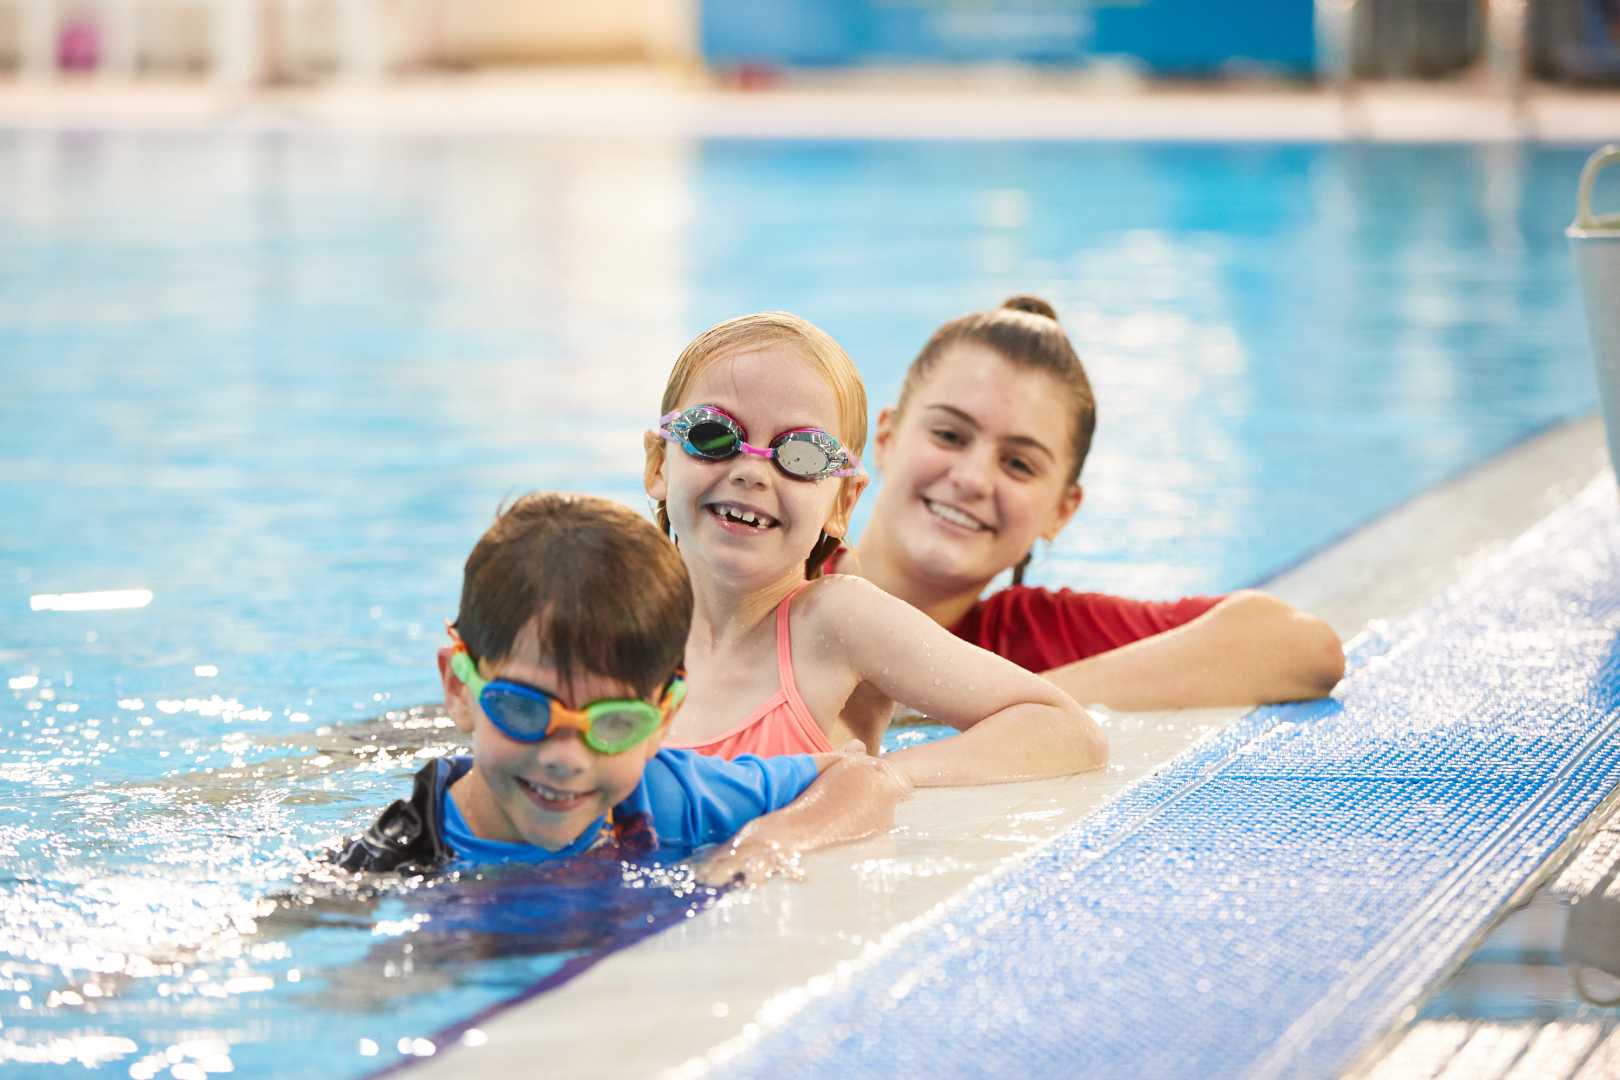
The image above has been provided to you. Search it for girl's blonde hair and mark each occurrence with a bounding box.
[650,311,868,579]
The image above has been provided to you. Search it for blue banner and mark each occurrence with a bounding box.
[701,0,1317,76]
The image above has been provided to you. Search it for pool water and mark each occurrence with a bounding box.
[0,132,1603,1075]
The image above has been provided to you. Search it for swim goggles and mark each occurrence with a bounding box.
[447,637,684,755]
[657,404,861,482]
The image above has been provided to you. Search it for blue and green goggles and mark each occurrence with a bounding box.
[449,643,683,755]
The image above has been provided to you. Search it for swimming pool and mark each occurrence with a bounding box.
[0,131,1603,1075]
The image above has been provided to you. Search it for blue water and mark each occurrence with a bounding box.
[0,132,1602,1075]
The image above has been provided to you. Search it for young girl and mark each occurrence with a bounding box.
[643,312,1106,785]
[841,296,1345,712]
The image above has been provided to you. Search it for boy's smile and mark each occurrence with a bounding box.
[513,775,594,813]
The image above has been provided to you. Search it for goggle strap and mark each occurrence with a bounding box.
[449,648,482,691]
[665,675,686,709]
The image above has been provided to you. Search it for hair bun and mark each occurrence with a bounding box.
[1001,295,1058,322]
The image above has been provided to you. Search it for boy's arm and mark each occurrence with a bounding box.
[1046,591,1344,711]
[694,747,911,886]
[812,576,1107,787]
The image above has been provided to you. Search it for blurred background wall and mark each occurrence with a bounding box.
[0,0,694,79]
[0,0,1615,83]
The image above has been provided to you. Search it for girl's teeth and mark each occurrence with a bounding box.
[717,506,770,527]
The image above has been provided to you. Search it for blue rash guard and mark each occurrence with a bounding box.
[335,749,820,873]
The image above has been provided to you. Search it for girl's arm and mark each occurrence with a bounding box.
[694,746,911,886]
[809,576,1108,787]
[1046,591,1344,711]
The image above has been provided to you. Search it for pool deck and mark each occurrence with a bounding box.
[0,69,1617,144]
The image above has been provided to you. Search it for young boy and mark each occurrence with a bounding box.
[336,492,907,878]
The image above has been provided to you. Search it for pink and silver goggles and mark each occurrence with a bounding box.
[657,404,861,482]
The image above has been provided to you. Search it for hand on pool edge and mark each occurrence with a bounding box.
[693,838,806,888]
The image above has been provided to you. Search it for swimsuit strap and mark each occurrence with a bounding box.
[661,580,833,755]
[774,580,817,731]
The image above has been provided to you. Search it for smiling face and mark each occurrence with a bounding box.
[444,622,666,852]
[645,345,864,591]
[868,342,1083,594]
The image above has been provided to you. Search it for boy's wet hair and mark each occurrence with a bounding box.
[455,493,691,698]
[898,295,1096,485]
[648,310,868,579]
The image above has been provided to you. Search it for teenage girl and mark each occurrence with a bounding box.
[840,296,1344,713]
[643,312,1107,785]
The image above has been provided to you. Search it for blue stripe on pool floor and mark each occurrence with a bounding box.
[719,479,1620,1079]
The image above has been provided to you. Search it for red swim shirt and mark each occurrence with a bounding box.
[948,586,1224,673]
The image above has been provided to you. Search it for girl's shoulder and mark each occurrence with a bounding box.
[795,571,886,608]
[791,572,917,634]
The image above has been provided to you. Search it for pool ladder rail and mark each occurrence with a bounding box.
[1568,145,1620,485]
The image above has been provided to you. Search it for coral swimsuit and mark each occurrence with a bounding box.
[664,583,835,758]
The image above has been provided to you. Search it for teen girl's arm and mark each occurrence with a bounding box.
[1046,591,1344,711]
[695,745,912,886]
[809,576,1108,787]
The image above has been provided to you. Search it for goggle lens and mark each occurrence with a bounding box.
[685,419,741,458]
[480,688,554,740]
[584,706,659,752]
[773,436,833,478]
